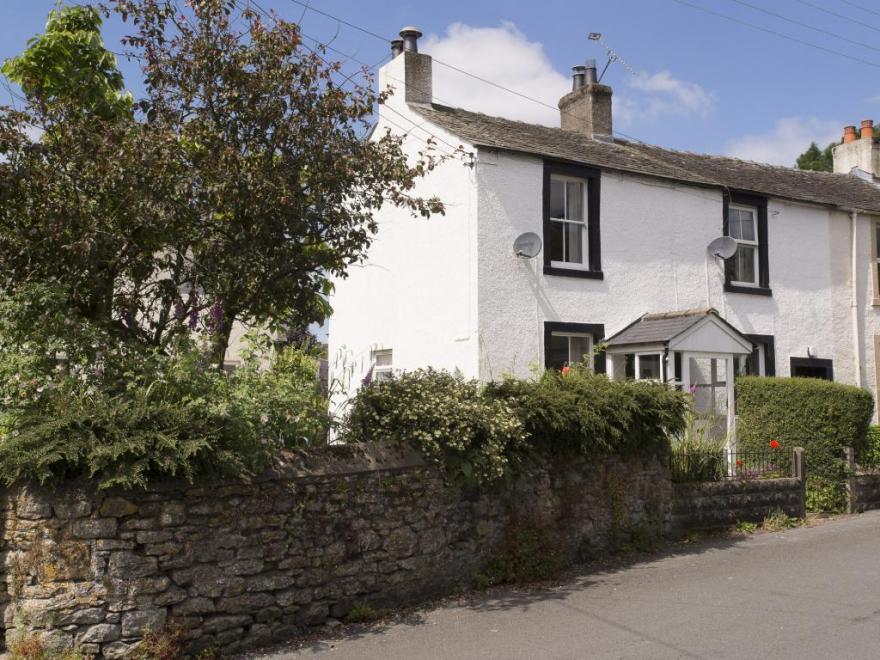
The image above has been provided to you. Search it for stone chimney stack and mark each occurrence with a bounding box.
[833,119,880,176]
[558,60,612,140]
[380,26,432,106]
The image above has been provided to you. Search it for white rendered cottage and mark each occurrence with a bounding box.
[329,27,880,425]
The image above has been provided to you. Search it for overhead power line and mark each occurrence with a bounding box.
[670,0,880,69]
[794,0,880,34]
[726,0,880,54]
[839,0,880,20]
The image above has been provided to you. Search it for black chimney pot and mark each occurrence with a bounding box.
[390,39,404,57]
[571,65,587,91]
[400,26,422,53]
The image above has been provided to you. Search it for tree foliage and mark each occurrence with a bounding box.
[0,0,446,365]
[795,141,835,172]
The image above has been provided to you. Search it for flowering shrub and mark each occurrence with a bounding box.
[341,369,527,485]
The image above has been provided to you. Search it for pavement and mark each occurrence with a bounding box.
[246,512,880,660]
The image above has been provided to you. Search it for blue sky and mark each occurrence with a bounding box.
[2,1,880,165]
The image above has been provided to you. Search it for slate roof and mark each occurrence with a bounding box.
[412,103,880,214]
[605,309,741,347]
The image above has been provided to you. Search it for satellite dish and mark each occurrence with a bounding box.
[513,232,542,259]
[707,236,737,259]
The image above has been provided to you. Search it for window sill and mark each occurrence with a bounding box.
[544,265,604,279]
[873,297,880,307]
[724,283,772,297]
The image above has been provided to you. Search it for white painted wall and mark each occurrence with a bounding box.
[329,50,880,422]
[327,54,479,416]
[475,147,880,404]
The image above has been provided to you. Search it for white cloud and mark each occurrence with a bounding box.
[420,23,713,131]
[725,117,841,166]
[421,22,568,126]
[625,71,714,120]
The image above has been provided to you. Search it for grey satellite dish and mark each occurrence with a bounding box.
[707,236,737,259]
[513,232,542,258]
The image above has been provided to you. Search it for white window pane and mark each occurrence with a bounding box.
[373,349,392,367]
[569,335,590,364]
[565,222,583,263]
[734,245,756,283]
[728,209,743,240]
[550,179,565,218]
[566,181,584,221]
[739,210,756,241]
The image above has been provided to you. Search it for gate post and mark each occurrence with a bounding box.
[845,446,857,514]
[792,447,806,518]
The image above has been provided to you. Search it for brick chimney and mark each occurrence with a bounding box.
[379,26,432,106]
[558,60,612,140]
[833,119,880,176]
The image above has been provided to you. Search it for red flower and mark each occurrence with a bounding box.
[561,365,571,376]
[736,460,744,466]
[769,440,781,449]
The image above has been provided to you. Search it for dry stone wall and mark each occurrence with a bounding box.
[0,445,671,658]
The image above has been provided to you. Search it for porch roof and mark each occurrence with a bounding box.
[604,308,752,355]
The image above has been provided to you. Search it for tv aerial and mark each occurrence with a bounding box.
[513,232,542,259]
[587,33,638,82]
[707,236,737,259]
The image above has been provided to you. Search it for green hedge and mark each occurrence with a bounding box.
[342,367,688,486]
[486,368,688,460]
[736,376,874,511]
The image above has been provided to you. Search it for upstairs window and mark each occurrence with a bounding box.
[728,204,759,285]
[724,192,770,295]
[543,162,602,279]
[548,176,588,268]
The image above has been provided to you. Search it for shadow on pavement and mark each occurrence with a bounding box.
[241,530,752,658]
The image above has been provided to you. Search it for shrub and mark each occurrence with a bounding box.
[0,286,329,489]
[736,376,873,511]
[341,369,527,485]
[862,425,880,468]
[761,508,799,532]
[486,367,688,460]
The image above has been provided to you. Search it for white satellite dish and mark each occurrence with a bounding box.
[513,232,542,258]
[707,236,737,259]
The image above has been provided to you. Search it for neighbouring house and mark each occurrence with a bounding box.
[329,26,880,427]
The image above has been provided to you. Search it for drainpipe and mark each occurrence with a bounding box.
[851,210,863,387]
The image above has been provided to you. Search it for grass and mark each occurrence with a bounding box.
[346,602,389,623]
[761,508,800,532]
[734,520,758,535]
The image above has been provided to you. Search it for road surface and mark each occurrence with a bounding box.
[248,512,880,660]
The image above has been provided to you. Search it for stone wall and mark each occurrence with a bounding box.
[848,473,880,513]
[670,448,806,532]
[0,445,671,658]
[670,477,806,531]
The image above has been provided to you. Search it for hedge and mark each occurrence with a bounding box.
[736,376,874,511]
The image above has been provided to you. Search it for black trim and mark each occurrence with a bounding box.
[544,321,605,373]
[790,356,833,381]
[744,333,776,376]
[725,284,772,296]
[723,191,770,294]
[543,160,602,279]
[543,266,604,279]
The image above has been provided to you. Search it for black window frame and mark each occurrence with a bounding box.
[790,356,833,381]
[723,191,771,296]
[542,161,602,279]
[743,333,776,376]
[544,322,605,373]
